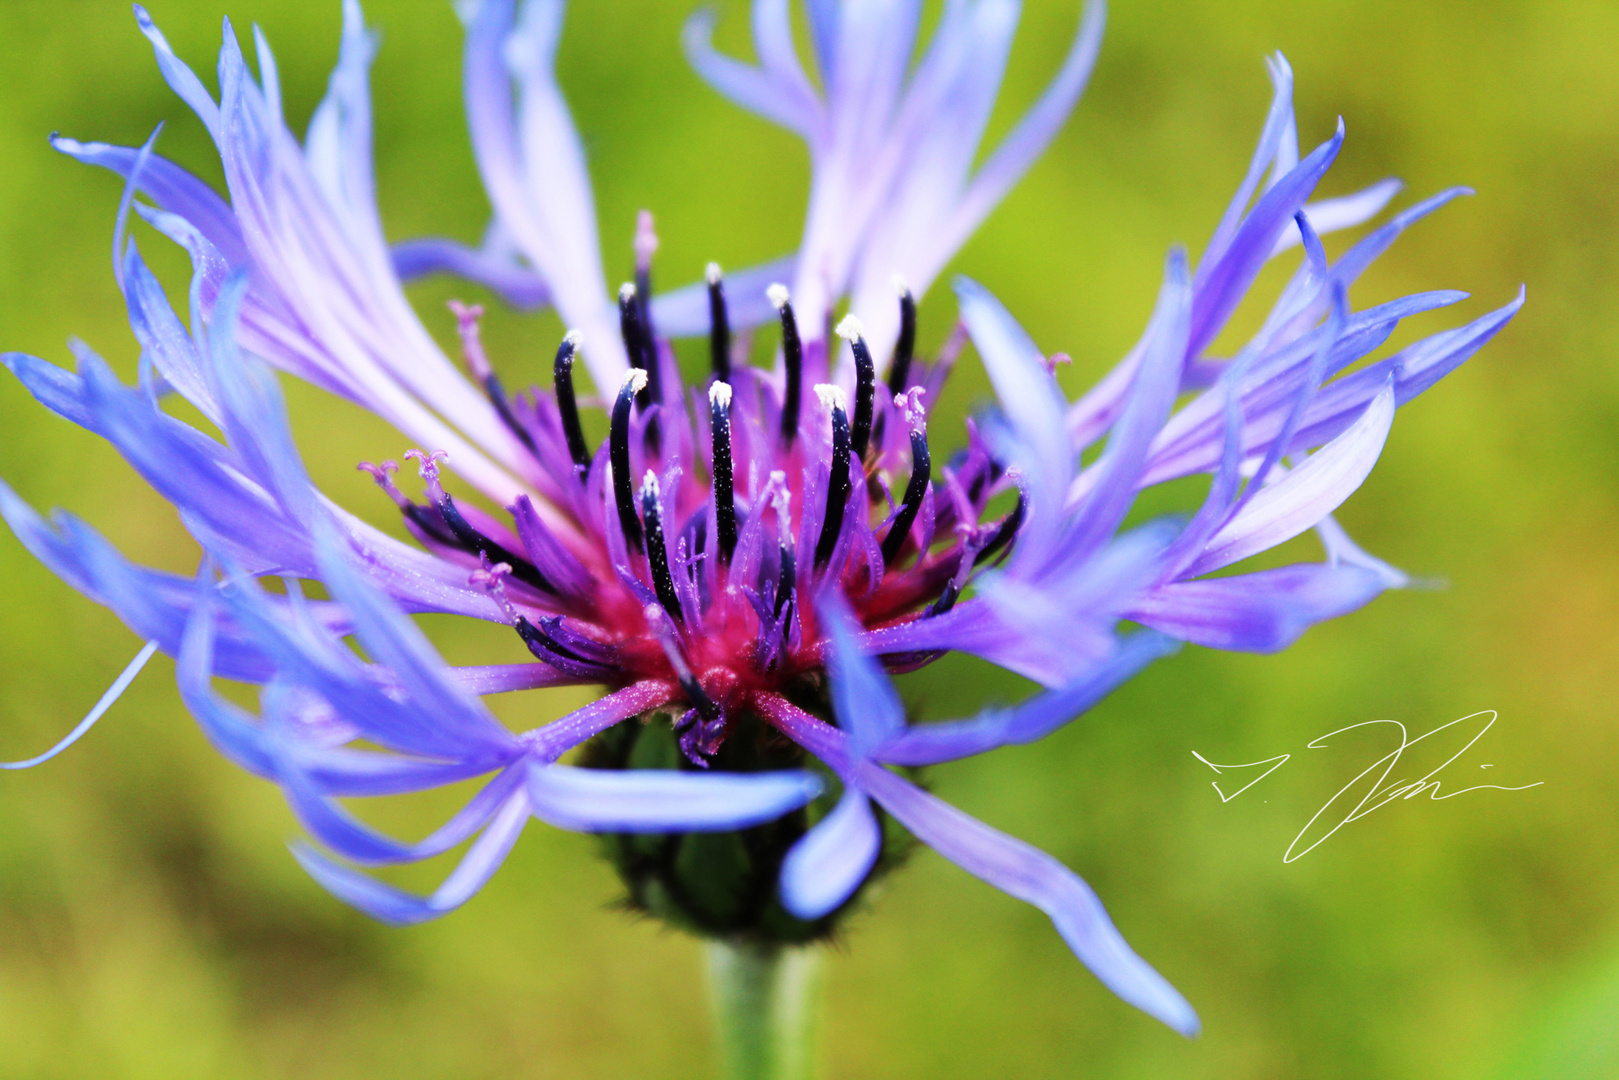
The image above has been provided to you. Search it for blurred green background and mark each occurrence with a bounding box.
[2,0,1616,1076]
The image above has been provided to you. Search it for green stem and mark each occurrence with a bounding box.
[705,939,823,1080]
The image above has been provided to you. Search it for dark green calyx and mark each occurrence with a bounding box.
[579,706,912,946]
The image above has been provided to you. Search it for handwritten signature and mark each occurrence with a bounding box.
[1193,710,1542,862]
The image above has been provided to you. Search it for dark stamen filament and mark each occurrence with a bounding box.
[881,426,932,566]
[813,385,853,570]
[774,543,796,620]
[838,315,877,460]
[515,616,611,679]
[437,493,556,596]
[974,494,1025,565]
[707,262,732,382]
[619,283,658,404]
[552,331,591,473]
[611,369,647,552]
[710,382,737,566]
[887,282,917,396]
[452,301,540,461]
[641,472,684,625]
[771,285,803,447]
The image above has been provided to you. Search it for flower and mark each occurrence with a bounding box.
[0,0,1521,1039]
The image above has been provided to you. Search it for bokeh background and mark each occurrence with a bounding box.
[2,0,1616,1076]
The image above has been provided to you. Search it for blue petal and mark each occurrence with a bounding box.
[292,788,531,925]
[779,787,881,920]
[860,763,1199,1036]
[1063,249,1191,560]
[526,762,821,833]
[877,631,1180,766]
[133,4,223,140]
[51,137,248,266]
[1191,121,1344,356]
[955,277,1070,569]
[819,594,905,759]
[650,254,798,337]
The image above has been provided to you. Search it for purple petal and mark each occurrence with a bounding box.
[683,8,824,140]
[1187,381,1395,577]
[937,0,1106,270]
[390,237,551,309]
[1272,177,1403,255]
[1127,563,1385,653]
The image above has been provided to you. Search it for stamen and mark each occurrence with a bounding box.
[451,301,540,460]
[886,277,917,395]
[611,369,648,552]
[362,459,458,546]
[470,561,519,621]
[618,282,660,408]
[641,471,684,625]
[358,460,409,510]
[404,451,556,595]
[770,284,803,447]
[553,330,591,473]
[403,449,449,503]
[774,542,796,620]
[645,603,721,721]
[635,210,659,341]
[813,384,853,570]
[835,314,876,460]
[881,392,932,566]
[709,381,737,566]
[472,562,602,676]
[449,301,493,381]
[707,262,731,382]
[974,494,1026,565]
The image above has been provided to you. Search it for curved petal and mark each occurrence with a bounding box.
[1127,563,1385,652]
[526,762,822,833]
[858,762,1199,1036]
[779,787,881,919]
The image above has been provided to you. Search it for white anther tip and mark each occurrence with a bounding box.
[640,470,660,498]
[708,381,733,409]
[562,329,582,347]
[813,383,847,412]
[622,368,649,395]
[706,261,723,284]
[834,314,865,341]
[766,283,790,309]
[891,273,911,297]
[619,281,638,301]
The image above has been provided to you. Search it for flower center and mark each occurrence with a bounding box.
[359,239,1025,768]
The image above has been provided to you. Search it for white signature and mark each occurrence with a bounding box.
[1193,710,1543,863]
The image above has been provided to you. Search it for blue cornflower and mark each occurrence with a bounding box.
[0,0,1521,1037]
